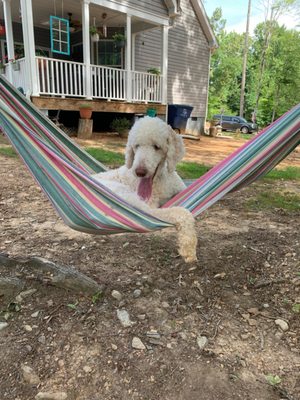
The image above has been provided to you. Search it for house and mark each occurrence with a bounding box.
[0,0,217,135]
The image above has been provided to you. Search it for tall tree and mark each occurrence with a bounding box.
[239,0,252,117]
[254,0,300,113]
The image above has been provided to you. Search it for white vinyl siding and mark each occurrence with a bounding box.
[134,0,210,117]
[115,0,169,16]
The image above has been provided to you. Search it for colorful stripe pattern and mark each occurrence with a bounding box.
[0,75,299,235]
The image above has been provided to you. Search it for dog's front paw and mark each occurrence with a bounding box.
[178,246,198,263]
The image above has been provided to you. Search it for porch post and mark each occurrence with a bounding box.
[161,25,169,105]
[82,0,92,99]
[126,14,132,102]
[20,0,39,96]
[2,0,14,82]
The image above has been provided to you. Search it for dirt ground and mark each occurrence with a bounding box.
[76,133,300,169]
[0,135,300,400]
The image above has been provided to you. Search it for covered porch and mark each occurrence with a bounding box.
[0,0,169,106]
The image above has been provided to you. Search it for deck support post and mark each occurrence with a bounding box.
[126,14,132,102]
[82,0,92,99]
[20,0,39,96]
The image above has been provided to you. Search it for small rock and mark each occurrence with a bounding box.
[21,364,40,385]
[16,289,37,303]
[35,392,68,400]
[117,309,135,327]
[111,290,122,301]
[133,289,142,298]
[31,311,40,318]
[161,301,170,308]
[111,344,118,351]
[146,330,161,345]
[24,325,33,332]
[38,335,46,344]
[0,322,8,331]
[132,337,146,350]
[83,365,92,373]
[58,360,64,368]
[275,319,289,332]
[137,314,146,320]
[197,335,208,350]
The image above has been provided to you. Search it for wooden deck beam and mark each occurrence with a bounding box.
[31,97,167,115]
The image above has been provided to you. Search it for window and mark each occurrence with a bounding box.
[93,40,122,67]
[50,16,70,55]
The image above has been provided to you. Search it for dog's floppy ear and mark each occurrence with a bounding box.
[166,127,185,173]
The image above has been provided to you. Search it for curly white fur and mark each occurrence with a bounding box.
[93,117,197,263]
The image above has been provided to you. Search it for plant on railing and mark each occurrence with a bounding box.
[112,33,126,48]
[111,117,131,138]
[9,55,20,71]
[0,56,8,73]
[147,67,161,76]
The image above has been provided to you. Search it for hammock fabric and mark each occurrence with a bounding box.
[0,75,299,236]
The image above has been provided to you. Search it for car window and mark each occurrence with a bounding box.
[233,118,240,123]
[223,116,231,121]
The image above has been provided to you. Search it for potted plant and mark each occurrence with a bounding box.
[147,67,161,76]
[90,26,100,42]
[111,117,131,138]
[11,57,20,71]
[79,103,93,119]
[0,59,5,74]
[112,33,125,48]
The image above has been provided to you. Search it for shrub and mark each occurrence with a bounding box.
[111,118,131,137]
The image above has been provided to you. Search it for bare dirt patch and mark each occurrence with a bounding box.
[0,151,300,400]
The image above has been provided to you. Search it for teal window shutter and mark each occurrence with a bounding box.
[50,16,70,55]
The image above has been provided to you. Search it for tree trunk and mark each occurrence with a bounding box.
[254,7,275,113]
[239,0,252,117]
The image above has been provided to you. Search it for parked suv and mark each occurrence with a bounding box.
[213,115,257,134]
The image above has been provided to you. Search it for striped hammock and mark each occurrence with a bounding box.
[0,75,299,236]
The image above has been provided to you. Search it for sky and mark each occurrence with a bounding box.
[203,0,299,34]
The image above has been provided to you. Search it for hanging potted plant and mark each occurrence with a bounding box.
[79,103,93,119]
[90,26,100,42]
[112,33,125,48]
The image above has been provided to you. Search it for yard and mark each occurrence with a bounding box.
[0,134,300,400]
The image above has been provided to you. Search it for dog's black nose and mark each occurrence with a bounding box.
[135,167,147,177]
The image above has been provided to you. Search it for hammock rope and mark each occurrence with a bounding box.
[0,75,299,236]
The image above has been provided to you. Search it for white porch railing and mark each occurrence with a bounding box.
[36,57,86,97]
[1,58,30,95]
[132,71,162,103]
[91,65,127,100]
[32,57,164,103]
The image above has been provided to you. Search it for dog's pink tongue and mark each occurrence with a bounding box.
[137,177,152,201]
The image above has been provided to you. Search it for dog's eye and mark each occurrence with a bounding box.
[153,145,161,151]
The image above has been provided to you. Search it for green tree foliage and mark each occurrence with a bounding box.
[208,7,300,127]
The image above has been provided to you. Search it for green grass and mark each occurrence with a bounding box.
[85,147,125,168]
[247,191,300,212]
[177,162,211,179]
[263,167,300,181]
[1,143,299,185]
[0,147,17,157]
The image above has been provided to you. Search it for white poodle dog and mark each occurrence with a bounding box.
[93,117,197,263]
